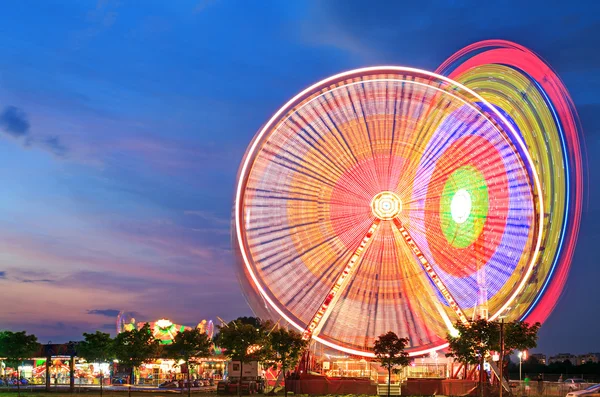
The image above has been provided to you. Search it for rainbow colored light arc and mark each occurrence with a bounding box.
[234,41,583,358]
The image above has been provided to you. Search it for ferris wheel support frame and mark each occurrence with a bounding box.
[303,220,381,340]
[392,218,470,325]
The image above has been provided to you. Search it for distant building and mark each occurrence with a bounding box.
[530,353,547,365]
[578,353,600,365]
[548,353,578,365]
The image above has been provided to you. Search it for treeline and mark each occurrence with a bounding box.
[1,317,308,397]
[508,357,600,379]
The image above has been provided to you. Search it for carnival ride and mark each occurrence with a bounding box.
[233,40,583,358]
[116,312,216,345]
[116,311,136,334]
[147,319,188,345]
[198,319,215,339]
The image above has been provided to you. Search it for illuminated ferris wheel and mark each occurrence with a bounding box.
[233,41,583,357]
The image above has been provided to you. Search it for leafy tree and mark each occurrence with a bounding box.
[0,330,40,397]
[113,323,160,385]
[77,331,114,396]
[522,356,545,376]
[215,317,269,396]
[165,328,212,397]
[446,319,496,397]
[501,321,540,356]
[446,319,540,397]
[235,317,263,328]
[265,327,308,397]
[373,331,410,397]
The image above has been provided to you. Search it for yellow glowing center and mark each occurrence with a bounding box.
[370,191,402,220]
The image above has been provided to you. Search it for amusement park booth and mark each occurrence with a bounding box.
[217,361,265,395]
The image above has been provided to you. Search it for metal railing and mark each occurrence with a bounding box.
[510,381,597,397]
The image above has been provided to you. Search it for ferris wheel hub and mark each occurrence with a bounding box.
[451,189,472,224]
[370,191,402,220]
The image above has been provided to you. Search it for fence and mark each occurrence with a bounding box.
[510,381,597,397]
[403,363,447,379]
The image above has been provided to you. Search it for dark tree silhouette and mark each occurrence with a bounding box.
[373,331,410,397]
[215,317,270,397]
[165,328,212,397]
[78,331,114,397]
[0,330,40,397]
[113,323,160,386]
[265,327,308,397]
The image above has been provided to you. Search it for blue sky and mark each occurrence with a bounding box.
[0,0,599,355]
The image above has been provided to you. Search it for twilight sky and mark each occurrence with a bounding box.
[0,0,599,355]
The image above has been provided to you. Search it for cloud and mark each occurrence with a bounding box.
[25,135,69,157]
[40,135,69,157]
[86,309,121,317]
[184,210,230,226]
[9,269,56,284]
[0,106,30,137]
[100,323,117,331]
[0,105,69,157]
[21,278,54,283]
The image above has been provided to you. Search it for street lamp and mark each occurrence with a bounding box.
[495,309,511,397]
[499,318,505,397]
[518,351,528,381]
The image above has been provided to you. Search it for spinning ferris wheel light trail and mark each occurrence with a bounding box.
[392,217,470,326]
[303,219,380,340]
[233,40,584,357]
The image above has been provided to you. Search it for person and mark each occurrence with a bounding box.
[524,374,531,395]
[537,374,544,395]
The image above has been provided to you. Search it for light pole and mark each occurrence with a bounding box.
[518,351,527,381]
[499,318,504,397]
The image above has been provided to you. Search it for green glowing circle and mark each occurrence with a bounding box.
[440,166,488,248]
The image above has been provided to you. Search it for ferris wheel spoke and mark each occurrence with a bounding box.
[302,219,381,340]
[392,218,469,325]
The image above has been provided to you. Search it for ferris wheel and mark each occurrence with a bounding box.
[233,41,583,357]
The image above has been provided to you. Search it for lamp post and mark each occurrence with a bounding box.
[499,318,504,397]
[518,351,527,381]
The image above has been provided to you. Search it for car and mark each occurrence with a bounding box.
[159,380,178,388]
[565,379,588,391]
[566,383,600,397]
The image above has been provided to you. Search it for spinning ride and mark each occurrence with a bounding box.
[233,41,583,357]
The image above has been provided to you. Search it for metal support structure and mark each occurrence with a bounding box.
[303,220,380,340]
[392,218,469,325]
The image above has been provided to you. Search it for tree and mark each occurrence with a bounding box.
[215,317,269,396]
[0,330,40,397]
[373,331,410,397]
[77,331,114,397]
[446,319,541,397]
[113,323,160,385]
[235,317,263,328]
[165,328,212,397]
[501,321,540,356]
[265,327,308,397]
[446,319,495,397]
